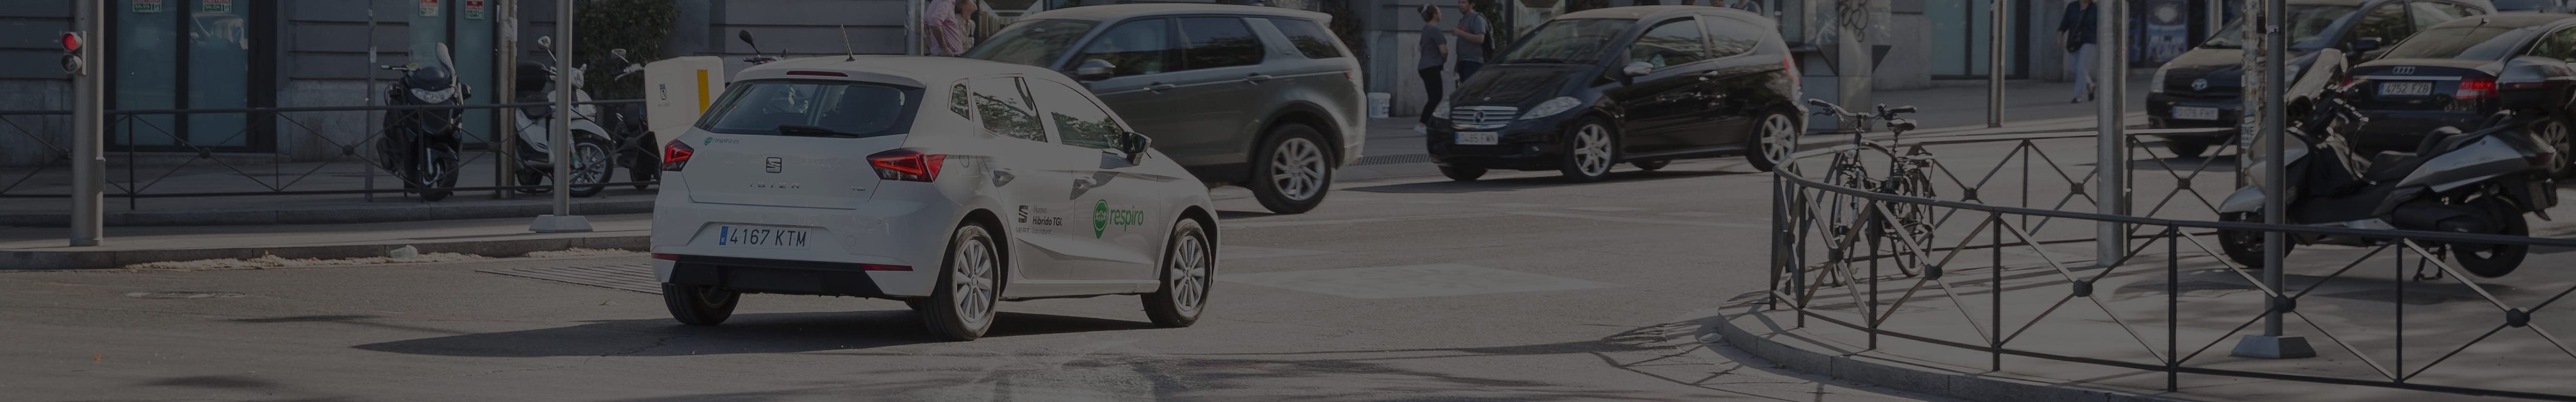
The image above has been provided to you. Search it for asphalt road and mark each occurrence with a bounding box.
[0,156,1952,401]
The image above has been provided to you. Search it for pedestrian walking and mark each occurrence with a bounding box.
[924,0,977,56]
[1416,5,1448,134]
[1450,0,1490,85]
[2058,0,2099,103]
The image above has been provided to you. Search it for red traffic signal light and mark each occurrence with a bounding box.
[61,32,81,52]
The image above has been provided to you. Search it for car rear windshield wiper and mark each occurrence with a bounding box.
[774,124,856,137]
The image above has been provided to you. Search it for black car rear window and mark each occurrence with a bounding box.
[696,80,924,138]
[2383,26,2536,60]
[1268,18,1346,59]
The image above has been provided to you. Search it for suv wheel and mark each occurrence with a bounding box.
[1250,124,1332,214]
[1561,118,1617,183]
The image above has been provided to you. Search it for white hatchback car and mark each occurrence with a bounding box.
[650,56,1219,341]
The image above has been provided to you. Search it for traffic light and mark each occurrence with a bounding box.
[61,31,84,76]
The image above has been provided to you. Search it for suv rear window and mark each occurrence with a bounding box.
[697,80,923,138]
[1268,18,1346,59]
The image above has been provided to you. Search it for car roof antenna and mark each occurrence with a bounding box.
[840,25,857,61]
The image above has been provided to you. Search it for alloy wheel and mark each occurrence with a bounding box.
[1574,124,1613,177]
[1761,113,1797,166]
[950,228,1001,329]
[573,142,611,185]
[1168,229,1211,316]
[1270,137,1328,201]
[2546,119,2572,176]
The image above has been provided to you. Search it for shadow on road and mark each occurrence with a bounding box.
[348,311,1155,357]
[1347,169,1747,194]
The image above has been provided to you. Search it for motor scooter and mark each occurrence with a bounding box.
[2218,84,2561,278]
[601,48,657,189]
[511,36,615,198]
[376,44,468,201]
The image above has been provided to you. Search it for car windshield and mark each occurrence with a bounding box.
[2203,5,2357,49]
[962,19,1099,68]
[2381,25,2536,60]
[1499,19,1639,64]
[696,80,922,138]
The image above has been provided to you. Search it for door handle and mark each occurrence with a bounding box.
[1146,83,1176,92]
[1245,74,1274,83]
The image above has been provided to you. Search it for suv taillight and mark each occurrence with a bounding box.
[662,140,693,171]
[869,148,946,182]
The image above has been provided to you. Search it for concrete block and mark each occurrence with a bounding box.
[1832,356,1952,396]
[1951,374,2109,402]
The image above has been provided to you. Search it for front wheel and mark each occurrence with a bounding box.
[418,153,460,202]
[1747,112,1798,172]
[660,283,739,326]
[1249,124,1332,214]
[2452,197,2530,278]
[1561,118,1617,183]
[2165,139,2212,159]
[2217,212,2291,268]
[924,223,1004,341]
[1144,218,1214,328]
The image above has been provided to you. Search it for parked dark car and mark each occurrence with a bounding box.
[965,4,1365,214]
[1429,6,1803,182]
[2146,0,2495,157]
[2347,13,2576,175]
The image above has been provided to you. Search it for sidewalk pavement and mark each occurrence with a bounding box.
[0,214,649,270]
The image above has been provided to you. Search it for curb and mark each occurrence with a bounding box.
[0,199,655,228]
[0,234,649,270]
[1707,304,2213,402]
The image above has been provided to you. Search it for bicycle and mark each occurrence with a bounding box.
[1801,98,1936,281]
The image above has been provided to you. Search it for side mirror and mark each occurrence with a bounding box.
[737,30,758,48]
[2352,37,2382,53]
[1622,61,1655,77]
[611,48,629,60]
[1118,132,1153,164]
[1073,59,1117,81]
[536,36,553,53]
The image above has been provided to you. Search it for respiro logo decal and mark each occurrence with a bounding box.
[1092,200,1145,238]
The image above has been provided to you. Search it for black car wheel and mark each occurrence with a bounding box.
[1439,165,1487,181]
[1561,118,1617,183]
[1249,124,1332,214]
[1747,111,1798,172]
[2165,139,2211,159]
[1631,159,1671,171]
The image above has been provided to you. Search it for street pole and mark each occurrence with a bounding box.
[1838,0,1871,129]
[907,0,922,56]
[1987,0,2006,128]
[2095,0,2127,267]
[2232,0,2314,359]
[495,0,518,200]
[69,0,103,247]
[531,0,591,233]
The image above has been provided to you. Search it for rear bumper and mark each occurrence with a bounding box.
[663,255,896,298]
[650,174,957,297]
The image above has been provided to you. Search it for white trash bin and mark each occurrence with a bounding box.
[1367,92,1392,118]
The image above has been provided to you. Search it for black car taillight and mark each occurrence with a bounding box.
[869,148,946,182]
[2457,78,2498,100]
[661,140,693,171]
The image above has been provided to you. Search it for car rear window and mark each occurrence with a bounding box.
[2382,26,2535,60]
[1268,18,1346,59]
[696,80,923,138]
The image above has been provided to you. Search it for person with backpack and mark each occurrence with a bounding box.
[2057,0,2099,103]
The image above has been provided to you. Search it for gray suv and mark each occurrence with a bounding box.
[966,4,1366,214]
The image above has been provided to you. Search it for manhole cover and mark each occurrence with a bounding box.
[125,291,245,299]
[481,264,660,294]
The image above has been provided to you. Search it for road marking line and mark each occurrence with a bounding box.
[1568,206,1642,212]
[1219,212,1506,229]
[1400,200,1461,204]
[1483,203,1551,208]
[1504,211,1764,229]
[1661,211,1724,217]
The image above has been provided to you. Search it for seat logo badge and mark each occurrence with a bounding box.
[2190,78,2208,91]
[765,157,783,173]
[2393,66,2415,75]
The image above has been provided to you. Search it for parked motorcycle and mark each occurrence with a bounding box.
[602,48,657,190]
[512,36,616,198]
[2218,84,2561,277]
[376,44,469,202]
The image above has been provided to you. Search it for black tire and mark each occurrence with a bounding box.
[1561,118,1617,183]
[2217,212,2291,268]
[569,138,612,198]
[419,156,460,202]
[1249,124,1334,214]
[1144,218,1214,328]
[1439,165,1487,181]
[2165,139,2211,159]
[515,170,550,195]
[2453,197,2530,278]
[903,298,929,312]
[660,283,739,326]
[1632,159,1671,171]
[1747,111,1798,172]
[2532,117,2572,178]
[924,222,1004,341]
[627,134,660,190]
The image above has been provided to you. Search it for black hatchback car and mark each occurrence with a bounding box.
[2348,13,2576,175]
[2145,0,2494,157]
[1428,6,1803,182]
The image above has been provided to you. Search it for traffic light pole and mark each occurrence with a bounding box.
[69,0,103,247]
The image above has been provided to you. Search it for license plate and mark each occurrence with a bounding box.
[2381,81,2433,96]
[2173,107,2219,120]
[717,225,810,249]
[1456,131,1499,145]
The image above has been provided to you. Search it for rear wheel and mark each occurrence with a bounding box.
[2453,197,2530,278]
[1561,119,1616,183]
[924,222,1003,341]
[1747,111,1797,172]
[2533,117,2572,177]
[1144,218,1213,328]
[660,283,739,326]
[1250,124,1332,214]
[1439,165,1487,181]
[1631,159,1671,171]
[568,138,613,198]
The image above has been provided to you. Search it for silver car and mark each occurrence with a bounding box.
[967,4,1366,214]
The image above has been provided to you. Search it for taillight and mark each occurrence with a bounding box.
[661,140,693,171]
[869,148,947,182]
[2456,78,2498,100]
[651,253,680,261]
[1783,55,1801,86]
